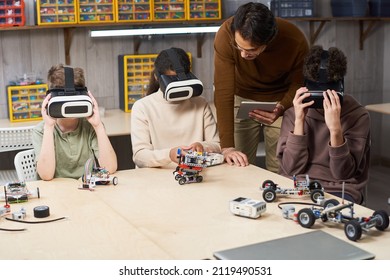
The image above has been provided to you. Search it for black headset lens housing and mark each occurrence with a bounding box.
[303,50,344,109]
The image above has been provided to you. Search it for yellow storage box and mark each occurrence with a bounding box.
[7,84,48,122]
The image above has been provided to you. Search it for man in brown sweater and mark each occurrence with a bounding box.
[277,46,370,203]
[214,2,308,171]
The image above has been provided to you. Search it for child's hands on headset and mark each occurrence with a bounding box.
[86,91,102,128]
[41,93,56,127]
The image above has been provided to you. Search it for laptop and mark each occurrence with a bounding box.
[213,230,375,260]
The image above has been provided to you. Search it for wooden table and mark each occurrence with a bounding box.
[1,164,389,260]
[365,103,390,115]
[1,178,170,260]
[365,103,390,205]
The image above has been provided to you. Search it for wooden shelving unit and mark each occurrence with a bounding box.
[1,17,389,64]
[284,17,390,50]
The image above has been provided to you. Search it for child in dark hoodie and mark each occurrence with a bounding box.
[277,46,370,204]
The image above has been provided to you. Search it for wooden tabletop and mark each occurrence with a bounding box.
[100,109,131,136]
[365,103,390,115]
[1,164,389,260]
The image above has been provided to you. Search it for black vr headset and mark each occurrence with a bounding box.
[303,50,344,109]
[47,67,93,118]
[158,48,203,102]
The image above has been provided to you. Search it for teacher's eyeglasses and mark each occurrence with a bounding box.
[231,41,266,56]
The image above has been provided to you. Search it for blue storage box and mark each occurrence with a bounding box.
[270,0,314,18]
[331,0,368,17]
[369,0,390,16]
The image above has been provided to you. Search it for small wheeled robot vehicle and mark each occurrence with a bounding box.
[1,182,40,203]
[261,175,324,203]
[295,199,389,241]
[173,150,207,185]
[81,158,118,189]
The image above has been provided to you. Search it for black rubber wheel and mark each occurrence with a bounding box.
[323,199,340,209]
[373,210,390,231]
[262,180,276,189]
[344,220,362,241]
[310,190,324,203]
[178,178,186,185]
[309,180,322,190]
[262,188,276,203]
[297,208,316,228]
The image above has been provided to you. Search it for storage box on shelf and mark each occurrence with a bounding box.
[0,0,25,27]
[153,0,186,21]
[369,0,390,17]
[116,0,152,23]
[36,0,77,25]
[78,0,116,24]
[330,0,369,17]
[187,0,221,20]
[270,0,314,18]
[118,54,157,112]
[7,84,48,122]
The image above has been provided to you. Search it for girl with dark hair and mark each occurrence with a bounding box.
[131,48,221,168]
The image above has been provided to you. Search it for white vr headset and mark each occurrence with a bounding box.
[47,67,93,118]
[158,48,203,102]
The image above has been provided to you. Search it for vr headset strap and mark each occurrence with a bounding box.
[64,66,75,94]
[165,48,187,80]
[318,50,329,83]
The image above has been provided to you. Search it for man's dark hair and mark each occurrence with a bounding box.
[231,2,277,46]
[303,45,347,82]
[147,47,191,95]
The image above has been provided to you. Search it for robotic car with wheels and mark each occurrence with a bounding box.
[81,158,118,189]
[1,182,40,203]
[261,175,324,203]
[296,199,389,241]
[173,150,207,185]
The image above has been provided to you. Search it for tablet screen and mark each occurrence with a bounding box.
[236,101,277,119]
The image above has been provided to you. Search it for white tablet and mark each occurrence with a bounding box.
[236,101,277,119]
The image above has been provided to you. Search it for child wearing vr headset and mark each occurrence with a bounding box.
[277,46,371,204]
[32,64,117,180]
[130,47,221,168]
